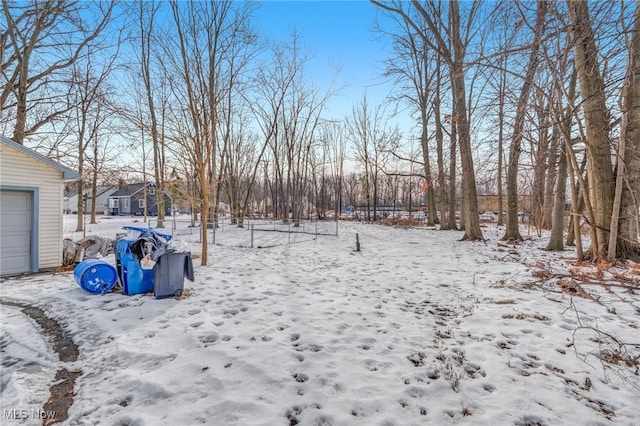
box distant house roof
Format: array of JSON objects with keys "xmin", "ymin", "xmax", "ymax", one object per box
[
  {"xmin": 97, "ymin": 185, "xmax": 117, "ymax": 194},
  {"xmin": 109, "ymin": 182, "xmax": 153, "ymax": 197},
  {"xmin": 1, "ymin": 135, "xmax": 81, "ymax": 181},
  {"xmin": 64, "ymin": 185, "xmax": 118, "ymax": 197},
  {"xmin": 65, "ymin": 185, "xmax": 117, "ymax": 198}
]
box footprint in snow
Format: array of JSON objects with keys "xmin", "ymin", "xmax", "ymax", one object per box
[
  {"xmin": 482, "ymin": 383, "xmax": 497, "ymax": 393},
  {"xmin": 306, "ymin": 344, "xmax": 323, "ymax": 352},
  {"xmin": 464, "ymin": 362, "xmax": 486, "ymax": 378},
  {"xmin": 515, "ymin": 415, "xmax": 548, "ymax": 426},
  {"xmin": 285, "ymin": 406, "xmax": 302, "ymax": 426},
  {"xmin": 199, "ymin": 332, "xmax": 219, "ymax": 344},
  {"xmin": 293, "ymin": 373, "xmax": 308, "ymax": 383},
  {"xmin": 311, "ymin": 414, "xmax": 334, "ymax": 426},
  {"xmin": 405, "ymin": 387, "xmax": 427, "ymax": 398}
]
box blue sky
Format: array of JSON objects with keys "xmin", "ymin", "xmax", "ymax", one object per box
[{"xmin": 252, "ymin": 0, "xmax": 397, "ymax": 121}]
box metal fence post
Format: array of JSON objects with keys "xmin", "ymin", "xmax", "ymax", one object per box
[
  {"xmin": 288, "ymin": 222, "xmax": 291, "ymax": 244},
  {"xmin": 251, "ymin": 223, "xmax": 254, "ymax": 248}
]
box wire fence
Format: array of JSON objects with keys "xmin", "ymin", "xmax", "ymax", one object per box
[{"xmin": 148, "ymin": 218, "xmax": 339, "ymax": 248}]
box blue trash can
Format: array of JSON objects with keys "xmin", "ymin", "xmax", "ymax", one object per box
[
  {"xmin": 115, "ymin": 239, "xmax": 131, "ymax": 290},
  {"xmin": 74, "ymin": 259, "xmax": 118, "ymax": 294},
  {"xmin": 116, "ymin": 238, "xmax": 154, "ymax": 295}
]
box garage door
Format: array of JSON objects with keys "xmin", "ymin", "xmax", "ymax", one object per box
[{"xmin": 1, "ymin": 191, "xmax": 32, "ymax": 275}]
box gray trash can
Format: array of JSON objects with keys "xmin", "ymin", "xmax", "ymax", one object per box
[{"xmin": 153, "ymin": 251, "xmax": 194, "ymax": 298}]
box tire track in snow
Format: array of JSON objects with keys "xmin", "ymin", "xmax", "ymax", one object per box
[{"xmin": 1, "ymin": 299, "xmax": 81, "ymax": 425}]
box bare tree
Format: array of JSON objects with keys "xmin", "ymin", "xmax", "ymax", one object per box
[
  {"xmin": 331, "ymin": 122, "xmax": 348, "ymax": 218},
  {"xmin": 134, "ymin": 0, "xmax": 168, "ymax": 227},
  {"xmin": 347, "ymin": 94, "xmax": 398, "ymax": 221},
  {"xmin": 566, "ymin": 1, "xmax": 616, "ymax": 261},
  {"xmin": 248, "ymin": 32, "xmax": 334, "ymax": 224},
  {"xmin": 2, "ymin": 0, "xmax": 115, "ymax": 144},
  {"xmin": 380, "ymin": 14, "xmax": 438, "ymax": 225},
  {"xmin": 546, "ymin": 69, "xmax": 577, "ymax": 251},
  {"xmin": 248, "ymin": 36, "xmax": 308, "ymax": 222},
  {"xmin": 221, "ymin": 114, "xmax": 257, "ymax": 224},
  {"xmin": 69, "ymin": 39, "xmax": 119, "ymax": 231},
  {"xmin": 502, "ymin": 0, "xmax": 548, "ymax": 242},
  {"xmin": 538, "ymin": 4, "xmax": 586, "ymax": 255},
  {"xmin": 314, "ymin": 121, "xmax": 347, "ymax": 219},
  {"xmin": 432, "ymin": 55, "xmax": 452, "ymax": 228},
  {"xmin": 160, "ymin": 1, "xmax": 257, "ymax": 265},
  {"xmin": 282, "ymin": 77, "xmax": 328, "ymax": 224},
  {"xmin": 372, "ymin": 0, "xmax": 484, "ymax": 240},
  {"xmin": 609, "ymin": 2, "xmax": 640, "ymax": 261}
]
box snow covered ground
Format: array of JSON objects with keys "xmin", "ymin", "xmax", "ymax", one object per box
[{"xmin": 1, "ymin": 215, "xmax": 639, "ymax": 425}]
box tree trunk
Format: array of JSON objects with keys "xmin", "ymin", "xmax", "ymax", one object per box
[
  {"xmin": 497, "ymin": 58, "xmax": 507, "ymax": 227},
  {"xmin": 434, "ymin": 62, "xmax": 448, "ymax": 229},
  {"xmin": 90, "ymin": 141, "xmax": 99, "ymax": 224},
  {"xmin": 549, "ymin": 67, "xmax": 577, "ymax": 251},
  {"xmin": 610, "ymin": 2, "xmax": 640, "ymax": 260},
  {"xmin": 620, "ymin": 3, "xmax": 640, "ymax": 249},
  {"xmin": 450, "ymin": 1, "xmax": 482, "ymax": 241},
  {"xmin": 447, "ymin": 102, "xmax": 458, "ymax": 230},
  {"xmin": 76, "ymin": 167, "xmax": 85, "ymax": 233},
  {"xmin": 567, "ymin": 0, "xmax": 615, "ymax": 261},
  {"xmin": 542, "ymin": 125, "xmax": 559, "ymax": 230},
  {"xmin": 420, "ymin": 104, "xmax": 436, "ymax": 226},
  {"xmin": 546, "ymin": 128, "xmax": 567, "ymax": 251},
  {"xmin": 139, "ymin": 1, "xmax": 165, "ymax": 228},
  {"xmin": 369, "ymin": 0, "xmax": 477, "ymax": 235},
  {"xmin": 567, "ymin": 154, "xmax": 587, "ymax": 240},
  {"xmin": 531, "ymin": 101, "xmax": 550, "ymax": 231},
  {"xmin": 503, "ymin": 0, "xmax": 547, "ymax": 242},
  {"xmin": 565, "ymin": 143, "xmax": 584, "ymax": 260}
]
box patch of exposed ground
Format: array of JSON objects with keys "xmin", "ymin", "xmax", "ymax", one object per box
[{"xmin": 0, "ymin": 300, "xmax": 81, "ymax": 425}]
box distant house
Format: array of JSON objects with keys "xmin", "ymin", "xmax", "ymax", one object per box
[
  {"xmin": 1, "ymin": 135, "xmax": 81, "ymax": 276},
  {"xmin": 107, "ymin": 182, "xmax": 172, "ymax": 216},
  {"xmin": 64, "ymin": 185, "xmax": 118, "ymax": 214}
]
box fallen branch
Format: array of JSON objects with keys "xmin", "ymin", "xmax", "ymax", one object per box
[{"xmin": 566, "ymin": 297, "xmax": 640, "ymax": 390}]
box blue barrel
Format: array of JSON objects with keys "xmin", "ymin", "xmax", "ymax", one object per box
[{"xmin": 74, "ymin": 259, "xmax": 118, "ymax": 294}]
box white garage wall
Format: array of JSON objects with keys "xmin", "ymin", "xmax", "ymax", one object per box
[{"xmin": 1, "ymin": 143, "xmax": 65, "ymax": 270}]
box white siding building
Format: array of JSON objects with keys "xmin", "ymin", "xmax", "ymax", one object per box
[{"xmin": 1, "ymin": 135, "xmax": 81, "ymax": 276}]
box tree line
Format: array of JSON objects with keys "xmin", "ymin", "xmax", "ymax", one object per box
[{"xmin": 2, "ymin": 0, "xmax": 639, "ymax": 265}]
